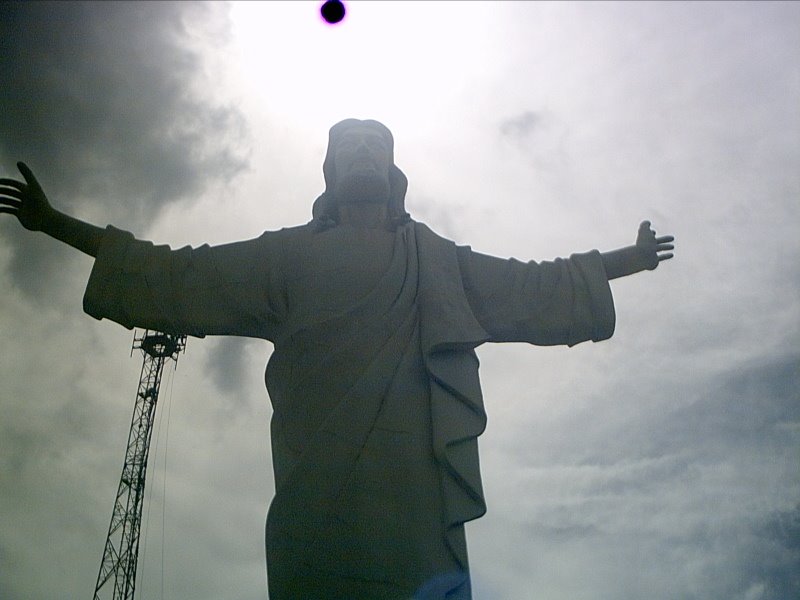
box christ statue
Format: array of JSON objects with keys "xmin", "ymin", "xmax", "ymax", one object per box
[{"xmin": 0, "ymin": 118, "xmax": 674, "ymax": 599}]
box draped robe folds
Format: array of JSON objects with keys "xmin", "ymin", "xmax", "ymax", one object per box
[{"xmin": 83, "ymin": 220, "xmax": 616, "ymax": 599}]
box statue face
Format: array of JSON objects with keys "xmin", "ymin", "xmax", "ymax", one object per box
[{"xmin": 332, "ymin": 126, "xmax": 392, "ymax": 204}]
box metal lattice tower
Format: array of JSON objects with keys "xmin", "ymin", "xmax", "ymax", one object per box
[{"xmin": 93, "ymin": 330, "xmax": 186, "ymax": 600}]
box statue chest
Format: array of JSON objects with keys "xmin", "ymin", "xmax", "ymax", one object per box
[{"xmin": 284, "ymin": 226, "xmax": 399, "ymax": 317}]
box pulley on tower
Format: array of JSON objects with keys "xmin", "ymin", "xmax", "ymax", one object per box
[{"xmin": 92, "ymin": 330, "xmax": 186, "ymax": 600}]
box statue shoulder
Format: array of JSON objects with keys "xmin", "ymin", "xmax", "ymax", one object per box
[
  {"xmin": 412, "ymin": 220, "xmax": 457, "ymax": 248},
  {"xmin": 255, "ymin": 223, "xmax": 315, "ymax": 243}
]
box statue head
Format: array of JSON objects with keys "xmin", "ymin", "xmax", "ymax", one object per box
[{"xmin": 312, "ymin": 119, "xmax": 410, "ymax": 230}]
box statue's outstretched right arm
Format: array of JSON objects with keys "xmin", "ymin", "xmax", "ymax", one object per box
[
  {"xmin": 1, "ymin": 162, "xmax": 286, "ymax": 340},
  {"xmin": 0, "ymin": 162, "xmax": 104, "ymax": 257}
]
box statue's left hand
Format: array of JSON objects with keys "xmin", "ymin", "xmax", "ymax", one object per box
[{"xmin": 636, "ymin": 220, "xmax": 674, "ymax": 270}]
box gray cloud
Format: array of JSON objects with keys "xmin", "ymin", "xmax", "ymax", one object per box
[
  {"xmin": 732, "ymin": 507, "xmax": 800, "ymax": 600},
  {"xmin": 202, "ymin": 336, "xmax": 269, "ymax": 421},
  {"xmin": 479, "ymin": 349, "xmax": 800, "ymax": 598},
  {"xmin": 499, "ymin": 110, "xmax": 542, "ymax": 140},
  {"xmin": 205, "ymin": 336, "xmax": 251, "ymax": 395},
  {"xmin": 0, "ymin": 1, "xmax": 248, "ymax": 299},
  {"xmin": 618, "ymin": 353, "xmax": 799, "ymax": 467}
]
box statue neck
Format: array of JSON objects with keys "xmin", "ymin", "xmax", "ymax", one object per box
[{"xmin": 337, "ymin": 201, "xmax": 389, "ymax": 230}]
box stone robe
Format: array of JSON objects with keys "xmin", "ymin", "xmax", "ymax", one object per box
[{"xmin": 83, "ymin": 220, "xmax": 615, "ymax": 599}]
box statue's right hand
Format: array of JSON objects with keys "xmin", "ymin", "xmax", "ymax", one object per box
[{"xmin": 0, "ymin": 162, "xmax": 56, "ymax": 232}]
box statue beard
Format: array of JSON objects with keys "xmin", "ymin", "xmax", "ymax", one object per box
[{"xmin": 333, "ymin": 172, "xmax": 391, "ymax": 206}]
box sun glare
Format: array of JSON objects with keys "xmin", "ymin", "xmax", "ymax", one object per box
[{"xmin": 228, "ymin": 1, "xmax": 496, "ymax": 136}]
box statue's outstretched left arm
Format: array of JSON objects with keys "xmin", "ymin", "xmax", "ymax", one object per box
[{"xmin": 601, "ymin": 221, "xmax": 674, "ymax": 280}]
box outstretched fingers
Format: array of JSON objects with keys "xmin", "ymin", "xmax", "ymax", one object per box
[
  {"xmin": 0, "ymin": 179, "xmax": 23, "ymax": 200},
  {"xmin": 0, "ymin": 178, "xmax": 25, "ymax": 190},
  {"xmin": 0, "ymin": 183, "xmax": 23, "ymax": 216},
  {"xmin": 0, "ymin": 196, "xmax": 22, "ymax": 208},
  {"xmin": 657, "ymin": 233, "xmax": 674, "ymax": 262},
  {"xmin": 0, "ymin": 185, "xmax": 24, "ymax": 199},
  {"xmin": 1, "ymin": 172, "xmax": 30, "ymax": 214},
  {"xmin": 0, "ymin": 184, "xmax": 24, "ymax": 211},
  {"xmin": 636, "ymin": 221, "xmax": 675, "ymax": 268},
  {"xmin": 656, "ymin": 234, "xmax": 674, "ymax": 257},
  {"xmin": 0, "ymin": 196, "xmax": 22, "ymax": 216}
]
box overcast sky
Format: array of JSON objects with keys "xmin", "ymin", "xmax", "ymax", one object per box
[{"xmin": 1, "ymin": 2, "xmax": 798, "ymax": 599}]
